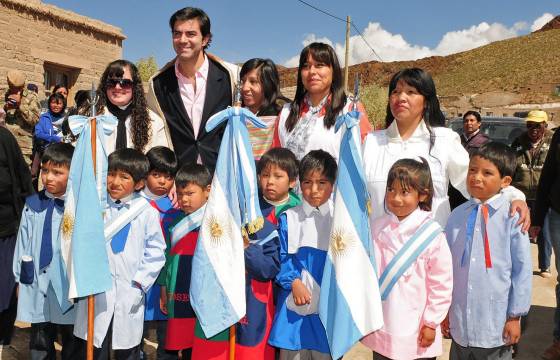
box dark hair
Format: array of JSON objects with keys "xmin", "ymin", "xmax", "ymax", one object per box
[
  {"xmin": 240, "ymin": 58, "xmax": 288, "ymax": 116},
  {"xmin": 48, "ymin": 92, "xmax": 67, "ymax": 115},
  {"xmin": 146, "ymin": 146, "xmax": 178, "ymax": 176},
  {"xmin": 299, "ymin": 149, "xmax": 337, "ymax": 184},
  {"xmin": 463, "ymin": 110, "xmax": 482, "ymax": 123},
  {"xmin": 385, "ymin": 68, "xmax": 444, "ymax": 128},
  {"xmin": 257, "ymin": 148, "xmax": 299, "ymax": 180},
  {"xmin": 108, "ymin": 148, "xmax": 149, "ymax": 183},
  {"xmin": 169, "ymin": 7, "xmax": 212, "ymax": 49},
  {"xmin": 470, "ymin": 142, "xmax": 516, "ymax": 178},
  {"xmin": 41, "ymin": 142, "xmax": 74, "ymax": 168},
  {"xmin": 175, "ymin": 163, "xmax": 212, "ymax": 189},
  {"xmin": 96, "ymin": 60, "xmax": 151, "ymax": 152},
  {"xmin": 52, "ymin": 84, "xmax": 68, "ymax": 96},
  {"xmin": 385, "ymin": 157, "xmax": 434, "ymax": 212},
  {"xmin": 285, "ymin": 42, "xmax": 346, "ymax": 132},
  {"xmin": 27, "ymin": 83, "xmax": 38, "ymax": 93}
]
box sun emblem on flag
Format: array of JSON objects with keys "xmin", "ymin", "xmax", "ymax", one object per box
[
  {"xmin": 206, "ymin": 215, "xmax": 228, "ymax": 247},
  {"xmin": 61, "ymin": 213, "xmax": 74, "ymax": 241},
  {"xmin": 330, "ymin": 227, "xmax": 353, "ymax": 258}
]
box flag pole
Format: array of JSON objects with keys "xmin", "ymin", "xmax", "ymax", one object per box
[
  {"xmin": 87, "ymin": 83, "xmax": 98, "ymax": 360},
  {"xmin": 228, "ymin": 80, "xmax": 244, "ymax": 360}
]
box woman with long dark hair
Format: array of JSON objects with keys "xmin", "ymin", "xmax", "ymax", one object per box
[
  {"xmin": 240, "ymin": 58, "xmax": 289, "ymax": 159},
  {"xmin": 96, "ymin": 60, "xmax": 169, "ymax": 153},
  {"xmin": 272, "ymin": 42, "xmax": 371, "ymax": 161},
  {"xmin": 362, "ymin": 67, "xmax": 529, "ymax": 227}
]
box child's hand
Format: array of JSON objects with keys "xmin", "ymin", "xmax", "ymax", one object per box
[
  {"xmin": 529, "ymin": 226, "xmax": 541, "ymax": 239},
  {"xmin": 503, "ymin": 317, "xmax": 521, "ymax": 345},
  {"xmin": 159, "ymin": 287, "xmax": 168, "ymax": 315},
  {"xmin": 418, "ymin": 325, "xmax": 436, "ymax": 347},
  {"xmin": 441, "ymin": 314, "xmax": 450, "ymax": 338},
  {"xmin": 291, "ymin": 279, "xmax": 311, "ymax": 306}
]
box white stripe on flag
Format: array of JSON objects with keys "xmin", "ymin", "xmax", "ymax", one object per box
[
  {"xmin": 236, "ymin": 132, "xmax": 259, "ymax": 223},
  {"xmin": 329, "ymin": 194, "xmax": 383, "ymax": 333},
  {"xmin": 378, "ymin": 221, "xmax": 441, "ymax": 295}
]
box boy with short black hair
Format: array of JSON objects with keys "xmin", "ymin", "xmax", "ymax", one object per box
[
  {"xmin": 444, "ymin": 142, "xmax": 532, "ymax": 360},
  {"xmin": 257, "ymin": 147, "xmax": 300, "ymax": 224},
  {"xmin": 269, "ymin": 149, "xmax": 337, "ymax": 359},
  {"xmin": 13, "ymin": 142, "xmax": 77, "ymax": 359},
  {"xmin": 142, "ymin": 146, "xmax": 181, "ymax": 360},
  {"xmin": 73, "ymin": 148, "xmax": 166, "ymax": 359},
  {"xmin": 160, "ymin": 163, "xmax": 211, "ymax": 358}
]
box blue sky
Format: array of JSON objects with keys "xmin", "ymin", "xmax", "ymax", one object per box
[{"xmin": 45, "ymin": 0, "xmax": 560, "ymax": 67}]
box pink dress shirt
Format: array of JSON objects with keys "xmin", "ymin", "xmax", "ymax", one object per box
[
  {"xmin": 361, "ymin": 208, "xmax": 453, "ymax": 360},
  {"xmin": 175, "ymin": 56, "xmax": 209, "ymax": 139}
]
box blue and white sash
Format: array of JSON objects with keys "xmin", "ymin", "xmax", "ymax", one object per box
[
  {"xmin": 378, "ymin": 220, "xmax": 441, "ymax": 300},
  {"xmin": 170, "ymin": 205, "xmax": 206, "ymax": 248},
  {"xmin": 104, "ymin": 197, "xmax": 151, "ymax": 242}
]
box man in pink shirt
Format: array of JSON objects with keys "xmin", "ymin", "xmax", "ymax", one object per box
[{"xmin": 147, "ymin": 7, "xmax": 238, "ymax": 172}]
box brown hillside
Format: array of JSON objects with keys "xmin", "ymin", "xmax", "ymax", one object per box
[{"xmin": 279, "ymin": 27, "xmax": 560, "ymax": 103}]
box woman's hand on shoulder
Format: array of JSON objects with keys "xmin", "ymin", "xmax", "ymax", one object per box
[{"xmin": 510, "ymin": 200, "xmax": 530, "ymax": 233}]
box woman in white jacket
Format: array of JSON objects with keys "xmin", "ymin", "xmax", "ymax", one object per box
[
  {"xmin": 95, "ymin": 60, "xmax": 169, "ymax": 154},
  {"xmin": 362, "ymin": 68, "xmax": 530, "ymax": 228}
]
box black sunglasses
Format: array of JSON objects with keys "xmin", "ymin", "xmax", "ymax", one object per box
[
  {"xmin": 527, "ymin": 122, "xmax": 544, "ymax": 130},
  {"xmin": 106, "ymin": 78, "xmax": 134, "ymax": 89}
]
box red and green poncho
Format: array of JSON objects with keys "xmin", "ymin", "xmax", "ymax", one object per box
[{"xmin": 161, "ymin": 213, "xmax": 199, "ymax": 351}]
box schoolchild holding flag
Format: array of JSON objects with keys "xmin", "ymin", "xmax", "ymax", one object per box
[
  {"xmin": 13, "ymin": 143, "xmax": 77, "ymax": 360},
  {"xmin": 160, "ymin": 163, "xmax": 211, "ymax": 358},
  {"xmin": 268, "ymin": 150, "xmax": 337, "ymax": 360},
  {"xmin": 73, "ymin": 148, "xmax": 166, "ymax": 359},
  {"xmin": 361, "ymin": 158, "xmax": 453, "ymax": 360},
  {"xmin": 141, "ymin": 146, "xmax": 180, "ymax": 359}
]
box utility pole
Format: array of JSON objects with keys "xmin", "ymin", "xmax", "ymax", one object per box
[{"xmin": 344, "ymin": 15, "xmax": 350, "ymax": 93}]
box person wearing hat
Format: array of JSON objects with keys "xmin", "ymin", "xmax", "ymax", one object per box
[
  {"xmin": 512, "ymin": 110, "xmax": 553, "ymax": 277},
  {"xmin": 3, "ymin": 70, "xmax": 41, "ymax": 129}
]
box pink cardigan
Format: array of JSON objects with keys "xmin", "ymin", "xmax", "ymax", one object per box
[{"xmin": 361, "ymin": 208, "xmax": 453, "ymax": 359}]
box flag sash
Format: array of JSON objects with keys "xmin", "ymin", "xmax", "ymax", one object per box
[
  {"xmin": 378, "ymin": 220, "xmax": 441, "ymax": 300},
  {"xmin": 104, "ymin": 197, "xmax": 150, "ymax": 242},
  {"xmin": 170, "ymin": 205, "xmax": 206, "ymax": 248}
]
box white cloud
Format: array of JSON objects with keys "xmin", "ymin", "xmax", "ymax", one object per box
[
  {"xmin": 284, "ymin": 12, "xmax": 554, "ymax": 66},
  {"xmin": 531, "ymin": 13, "xmax": 554, "ymax": 31}
]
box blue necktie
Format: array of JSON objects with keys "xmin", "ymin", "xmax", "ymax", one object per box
[
  {"xmin": 39, "ymin": 198, "xmax": 63, "ymax": 270},
  {"xmin": 461, "ymin": 205, "xmax": 479, "ymax": 267},
  {"xmin": 111, "ymin": 201, "xmax": 131, "ymax": 253}
]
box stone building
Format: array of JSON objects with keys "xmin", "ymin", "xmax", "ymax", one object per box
[{"xmin": 0, "ymin": 0, "xmax": 125, "ymax": 104}]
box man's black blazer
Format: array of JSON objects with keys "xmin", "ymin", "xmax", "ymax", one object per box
[{"xmin": 151, "ymin": 58, "xmax": 233, "ymax": 172}]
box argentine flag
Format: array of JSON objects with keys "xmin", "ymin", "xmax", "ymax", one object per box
[
  {"xmin": 60, "ymin": 116, "xmax": 116, "ymax": 298},
  {"xmin": 319, "ymin": 109, "xmax": 383, "ymax": 359},
  {"xmin": 190, "ymin": 106, "xmax": 266, "ymax": 337}
]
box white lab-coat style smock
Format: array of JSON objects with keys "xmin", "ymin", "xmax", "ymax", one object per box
[
  {"xmin": 363, "ymin": 120, "xmax": 470, "ymax": 226},
  {"xmin": 73, "ymin": 194, "xmax": 166, "ymax": 349}
]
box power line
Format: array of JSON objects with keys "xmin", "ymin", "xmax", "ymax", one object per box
[{"xmin": 296, "ymin": 0, "xmax": 383, "ymax": 62}]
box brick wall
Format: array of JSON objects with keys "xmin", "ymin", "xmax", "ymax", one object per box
[{"xmin": 0, "ymin": 0, "xmax": 124, "ymax": 102}]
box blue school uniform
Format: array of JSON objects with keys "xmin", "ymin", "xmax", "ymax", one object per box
[
  {"xmin": 12, "ymin": 190, "xmax": 74, "ymax": 324},
  {"xmin": 142, "ymin": 193, "xmax": 181, "ymax": 322},
  {"xmin": 445, "ymin": 194, "xmax": 532, "ymax": 349},
  {"xmin": 268, "ymin": 200, "xmax": 332, "ymax": 354}
]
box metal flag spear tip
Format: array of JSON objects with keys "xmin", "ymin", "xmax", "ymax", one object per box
[{"xmin": 352, "ymin": 74, "xmax": 361, "ymax": 111}]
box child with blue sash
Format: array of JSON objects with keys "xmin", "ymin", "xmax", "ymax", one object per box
[
  {"xmin": 443, "ymin": 142, "xmax": 532, "ymax": 360},
  {"xmin": 141, "ymin": 146, "xmax": 181, "ymax": 360},
  {"xmin": 159, "ymin": 164, "xmax": 210, "ymax": 359},
  {"xmin": 13, "ymin": 143, "xmax": 77, "ymax": 360},
  {"xmin": 361, "ymin": 158, "xmax": 453, "ymax": 360},
  {"xmin": 73, "ymin": 149, "xmax": 166, "ymax": 359},
  {"xmin": 268, "ymin": 150, "xmax": 337, "ymax": 360}
]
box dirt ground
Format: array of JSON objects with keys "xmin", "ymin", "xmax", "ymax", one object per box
[{"xmin": 0, "ymin": 244, "xmax": 556, "ymax": 359}]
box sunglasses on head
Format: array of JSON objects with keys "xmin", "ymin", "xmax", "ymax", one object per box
[{"xmin": 106, "ymin": 78, "xmax": 134, "ymax": 89}]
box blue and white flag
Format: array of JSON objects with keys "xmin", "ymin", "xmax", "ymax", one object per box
[
  {"xmin": 190, "ymin": 106, "xmax": 266, "ymax": 338},
  {"xmin": 319, "ymin": 110, "xmax": 383, "ymax": 359},
  {"xmin": 60, "ymin": 115, "xmax": 117, "ymax": 299}
]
